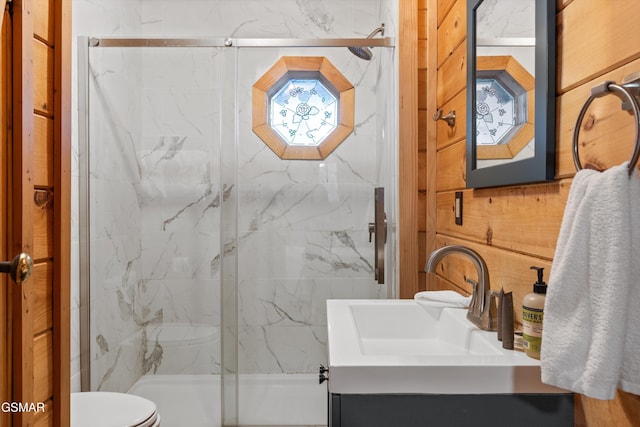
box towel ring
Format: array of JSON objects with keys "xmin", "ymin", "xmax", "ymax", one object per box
[{"xmin": 572, "ymin": 81, "xmax": 640, "ymax": 176}]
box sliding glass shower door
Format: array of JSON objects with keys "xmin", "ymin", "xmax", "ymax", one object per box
[
  {"xmin": 79, "ymin": 36, "xmax": 396, "ymax": 427},
  {"xmin": 232, "ymin": 44, "xmax": 396, "ymax": 425},
  {"xmin": 81, "ymin": 41, "xmax": 227, "ymax": 426}
]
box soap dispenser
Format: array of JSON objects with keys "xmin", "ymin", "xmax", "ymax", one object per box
[{"xmin": 522, "ymin": 266, "xmax": 547, "ymax": 359}]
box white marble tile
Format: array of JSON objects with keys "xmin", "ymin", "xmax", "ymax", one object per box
[
  {"xmin": 119, "ymin": 324, "xmax": 221, "ymax": 375},
  {"xmin": 140, "ymin": 230, "xmax": 220, "ymax": 280},
  {"xmin": 74, "ymin": 0, "xmax": 143, "ymax": 37},
  {"xmin": 239, "ymin": 325, "xmax": 327, "ymax": 374},
  {"xmin": 73, "ymin": 0, "xmax": 394, "ymax": 391},
  {"xmin": 476, "ymin": 0, "xmax": 535, "ymax": 39},
  {"xmin": 239, "ymin": 278, "xmax": 384, "ymax": 328},
  {"xmin": 153, "ymin": 279, "xmax": 221, "ymax": 326},
  {"xmin": 89, "ymin": 178, "xmax": 141, "ymax": 242},
  {"xmin": 140, "ymin": 0, "xmax": 380, "ymax": 39},
  {"xmin": 138, "ymin": 145, "xmax": 218, "ymax": 214},
  {"xmin": 92, "ymin": 339, "xmax": 143, "ymax": 392},
  {"xmin": 237, "ymin": 183, "xmax": 375, "ymax": 232},
  {"xmin": 141, "ymin": 48, "xmax": 222, "ymax": 89},
  {"xmin": 140, "ymin": 87, "xmax": 217, "ymax": 137},
  {"xmin": 238, "ymin": 230, "xmax": 374, "ymax": 280}
]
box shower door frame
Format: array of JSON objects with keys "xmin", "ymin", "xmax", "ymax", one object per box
[{"xmin": 77, "ymin": 34, "xmax": 397, "ymax": 426}]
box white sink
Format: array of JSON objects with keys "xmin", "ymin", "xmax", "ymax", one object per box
[
  {"xmin": 350, "ymin": 302, "xmax": 501, "ymax": 357},
  {"xmin": 326, "ymin": 299, "xmax": 567, "ymax": 395}
]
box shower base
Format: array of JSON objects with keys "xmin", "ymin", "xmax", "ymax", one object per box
[{"xmin": 128, "ymin": 373, "xmax": 327, "ymax": 427}]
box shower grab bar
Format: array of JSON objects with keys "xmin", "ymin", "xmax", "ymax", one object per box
[
  {"xmin": 573, "ymin": 79, "xmax": 640, "ymax": 176},
  {"xmin": 88, "ymin": 36, "xmax": 395, "ymax": 49}
]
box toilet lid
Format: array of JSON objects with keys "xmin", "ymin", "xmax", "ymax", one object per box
[{"xmin": 71, "ymin": 392, "xmax": 158, "ymax": 427}]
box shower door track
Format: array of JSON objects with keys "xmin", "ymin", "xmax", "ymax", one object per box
[{"xmin": 86, "ymin": 36, "xmax": 395, "ymax": 48}]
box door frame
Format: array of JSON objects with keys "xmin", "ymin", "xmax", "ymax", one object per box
[{"xmin": 2, "ymin": 0, "xmax": 71, "ymax": 425}]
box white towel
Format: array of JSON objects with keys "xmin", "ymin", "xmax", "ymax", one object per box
[
  {"xmin": 541, "ymin": 162, "xmax": 633, "ymax": 400},
  {"xmin": 414, "ymin": 290, "xmax": 472, "ymax": 308},
  {"xmin": 620, "ymin": 169, "xmax": 640, "ymax": 395}
]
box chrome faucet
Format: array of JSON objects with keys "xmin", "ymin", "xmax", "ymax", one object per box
[{"xmin": 425, "ymin": 245, "xmax": 496, "ymax": 331}]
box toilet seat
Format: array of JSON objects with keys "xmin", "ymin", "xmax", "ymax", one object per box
[
  {"xmin": 71, "ymin": 392, "xmax": 159, "ymax": 427},
  {"xmin": 136, "ymin": 408, "xmax": 162, "ymax": 427},
  {"xmin": 135, "ymin": 410, "xmax": 159, "ymax": 427}
]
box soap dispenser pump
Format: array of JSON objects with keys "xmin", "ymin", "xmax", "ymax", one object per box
[{"xmin": 522, "ymin": 266, "xmax": 547, "ymax": 359}]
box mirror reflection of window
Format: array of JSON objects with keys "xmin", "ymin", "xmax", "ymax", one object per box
[
  {"xmin": 475, "ymin": 0, "xmax": 536, "ymax": 168},
  {"xmin": 475, "ymin": 56, "xmax": 534, "ymax": 162}
]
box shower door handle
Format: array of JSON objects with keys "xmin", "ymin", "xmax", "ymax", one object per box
[
  {"xmin": 369, "ymin": 187, "xmax": 386, "ymax": 284},
  {"xmin": 0, "ymin": 253, "xmax": 34, "ymax": 284}
]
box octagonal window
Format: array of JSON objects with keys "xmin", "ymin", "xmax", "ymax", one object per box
[
  {"xmin": 269, "ymin": 78, "xmax": 338, "ymax": 147},
  {"xmin": 253, "ymin": 57, "xmax": 354, "ymax": 160},
  {"xmin": 475, "ymin": 55, "xmax": 535, "ymax": 160}
]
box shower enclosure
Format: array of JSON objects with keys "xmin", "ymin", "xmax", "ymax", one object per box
[{"xmin": 78, "ymin": 35, "xmax": 397, "ymax": 426}]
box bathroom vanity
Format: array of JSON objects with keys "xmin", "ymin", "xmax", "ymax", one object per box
[
  {"xmin": 328, "ymin": 393, "xmax": 573, "ymax": 427},
  {"xmin": 325, "ymin": 300, "xmax": 573, "ymax": 427}
]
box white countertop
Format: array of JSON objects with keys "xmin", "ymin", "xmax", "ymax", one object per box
[{"xmin": 326, "ymin": 299, "xmax": 568, "ymax": 395}]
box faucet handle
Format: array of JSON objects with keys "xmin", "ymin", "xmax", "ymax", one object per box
[
  {"xmin": 466, "ymin": 278, "xmax": 479, "ymax": 314},
  {"xmin": 490, "ymin": 288, "xmax": 505, "ymax": 341}
]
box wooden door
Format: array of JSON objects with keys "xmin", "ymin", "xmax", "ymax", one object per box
[
  {"xmin": 1, "ymin": 3, "xmax": 12, "ymax": 426},
  {"xmin": 1, "ymin": 0, "xmax": 71, "ymax": 426}
]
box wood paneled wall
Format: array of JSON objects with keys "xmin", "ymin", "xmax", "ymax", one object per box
[
  {"xmin": 418, "ymin": 0, "xmax": 640, "ymax": 425},
  {"xmin": 32, "ymin": 1, "xmax": 70, "ymax": 425},
  {"xmin": 399, "ymin": 0, "xmax": 420, "ymax": 298},
  {"xmin": 32, "ymin": 3, "xmax": 55, "ymax": 422}
]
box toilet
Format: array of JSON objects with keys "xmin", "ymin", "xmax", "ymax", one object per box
[{"xmin": 71, "ymin": 392, "xmax": 160, "ymax": 427}]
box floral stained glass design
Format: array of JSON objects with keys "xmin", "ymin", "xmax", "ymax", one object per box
[
  {"xmin": 269, "ymin": 79, "xmax": 338, "ymax": 147},
  {"xmin": 475, "ymin": 78, "xmax": 518, "ymax": 146}
]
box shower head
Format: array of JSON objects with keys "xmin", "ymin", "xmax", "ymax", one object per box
[
  {"xmin": 348, "ymin": 24, "xmax": 385, "ymax": 61},
  {"xmin": 348, "ymin": 46, "xmax": 374, "ymax": 61}
]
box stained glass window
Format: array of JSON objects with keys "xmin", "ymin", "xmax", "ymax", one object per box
[
  {"xmin": 252, "ymin": 57, "xmax": 354, "ymax": 160},
  {"xmin": 475, "ymin": 77, "xmax": 519, "ymax": 146},
  {"xmin": 269, "ymin": 79, "xmax": 338, "ymax": 147},
  {"xmin": 474, "ymin": 55, "xmax": 535, "ymax": 161}
]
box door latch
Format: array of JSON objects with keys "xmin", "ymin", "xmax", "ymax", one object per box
[{"xmin": 318, "ymin": 364, "xmax": 329, "ymax": 384}]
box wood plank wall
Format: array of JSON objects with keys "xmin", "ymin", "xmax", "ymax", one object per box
[
  {"xmin": 418, "ymin": 0, "xmax": 640, "ymax": 425},
  {"xmin": 32, "ymin": 0, "xmax": 55, "ymax": 424},
  {"xmin": 32, "ymin": 0, "xmax": 70, "ymax": 425},
  {"xmin": 399, "ymin": 0, "xmax": 420, "ymax": 298}
]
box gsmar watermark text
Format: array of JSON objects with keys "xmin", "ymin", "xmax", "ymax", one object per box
[{"xmin": 1, "ymin": 402, "xmax": 46, "ymax": 413}]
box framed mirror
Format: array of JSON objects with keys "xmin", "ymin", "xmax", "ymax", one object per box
[{"xmin": 466, "ymin": 0, "xmax": 556, "ymax": 188}]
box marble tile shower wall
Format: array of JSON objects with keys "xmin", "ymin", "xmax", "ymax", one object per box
[
  {"xmin": 88, "ymin": 47, "xmax": 146, "ymax": 392},
  {"xmin": 235, "ymin": 47, "xmax": 391, "ymax": 373},
  {"xmin": 72, "ymin": 0, "xmax": 145, "ymax": 392},
  {"xmin": 87, "ymin": 47, "xmax": 224, "ymax": 392},
  {"xmin": 72, "ymin": 0, "xmax": 397, "ymax": 391}
]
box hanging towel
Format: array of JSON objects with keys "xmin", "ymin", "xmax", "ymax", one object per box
[
  {"xmin": 541, "ymin": 162, "xmax": 633, "ymax": 400},
  {"xmin": 620, "ymin": 170, "xmax": 640, "ymax": 395},
  {"xmin": 414, "ymin": 290, "xmax": 472, "ymax": 308}
]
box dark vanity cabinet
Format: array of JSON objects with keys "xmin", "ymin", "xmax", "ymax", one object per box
[{"xmin": 328, "ymin": 392, "xmax": 574, "ymax": 427}]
